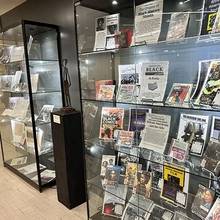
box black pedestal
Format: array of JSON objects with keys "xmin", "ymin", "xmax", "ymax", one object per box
[{"xmin": 51, "ymin": 110, "xmax": 86, "ymax": 209}]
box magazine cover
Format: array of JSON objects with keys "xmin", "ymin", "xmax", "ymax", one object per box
[
  {"xmin": 0, "ymin": 75, "xmax": 14, "ymax": 89},
  {"xmin": 177, "ymin": 113, "xmax": 209, "ymax": 156},
  {"xmin": 147, "ymin": 151, "xmax": 173, "ymax": 190},
  {"xmin": 97, "ymin": 84, "xmax": 115, "ymax": 101},
  {"xmin": 174, "ymin": 212, "xmax": 192, "ymax": 220},
  {"xmin": 166, "ymin": 12, "xmax": 189, "ymax": 42},
  {"xmin": 124, "ymin": 162, "xmax": 142, "ymax": 187},
  {"xmin": 128, "ymin": 108, "xmax": 152, "ymax": 140},
  {"xmin": 0, "ymin": 46, "xmax": 13, "ymax": 64},
  {"xmin": 118, "ymin": 64, "xmax": 140, "ymax": 85},
  {"xmin": 205, "ymin": 197, "xmax": 220, "ymax": 220},
  {"xmin": 133, "ymin": 170, "xmax": 152, "ymax": 198},
  {"xmin": 95, "ymin": 80, "xmax": 114, "ymax": 100},
  {"xmin": 139, "ymin": 61, "xmax": 169, "ymax": 102},
  {"xmin": 122, "ymin": 194, "xmax": 154, "ymax": 220},
  {"xmin": 102, "ymin": 184, "xmax": 127, "ymax": 218},
  {"xmin": 212, "ymin": 6, "xmax": 220, "ymax": 33},
  {"xmin": 103, "ymin": 165, "xmax": 121, "ymax": 187},
  {"xmin": 36, "ymin": 105, "xmax": 54, "ymax": 122},
  {"xmin": 195, "ymin": 60, "xmax": 220, "ymax": 106},
  {"xmin": 147, "ymin": 204, "xmax": 174, "ymax": 220},
  {"xmin": 168, "ymin": 138, "xmax": 190, "ymax": 162},
  {"xmin": 161, "ymin": 163, "xmax": 189, "ymax": 208},
  {"xmin": 116, "ymin": 130, "xmax": 134, "ymax": 148},
  {"xmin": 211, "ymin": 116, "xmax": 220, "ymax": 140},
  {"xmin": 166, "ymin": 84, "xmax": 190, "ymax": 105},
  {"xmin": 118, "ymin": 147, "xmax": 139, "ymax": 175},
  {"xmin": 115, "ymin": 29, "xmax": 132, "ymax": 49},
  {"xmin": 191, "ymin": 184, "xmax": 215, "ymax": 219},
  {"xmin": 100, "ymin": 155, "xmax": 116, "ymax": 176},
  {"xmin": 116, "ymin": 84, "xmax": 135, "ymax": 102},
  {"xmin": 99, "ymin": 107, "xmax": 124, "ymax": 139},
  {"xmin": 201, "ymin": 138, "xmax": 220, "ymax": 176}
]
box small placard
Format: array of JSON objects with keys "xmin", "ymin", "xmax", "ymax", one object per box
[{"xmin": 53, "ymin": 114, "xmax": 61, "ymax": 124}]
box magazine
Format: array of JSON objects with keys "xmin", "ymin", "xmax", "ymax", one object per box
[
  {"xmin": 32, "ymin": 169, "xmax": 56, "ymax": 183},
  {"xmin": 212, "ymin": 6, "xmax": 220, "ymax": 33},
  {"xmin": 103, "ymin": 165, "xmax": 121, "ymax": 187},
  {"xmin": 133, "ymin": 170, "xmax": 152, "ymax": 198},
  {"xmin": 97, "ymin": 84, "xmax": 115, "ymax": 101},
  {"xmin": 134, "ymin": 0, "xmax": 163, "ymax": 44},
  {"xmin": 102, "ymin": 184, "xmax": 127, "ymax": 218},
  {"xmin": 94, "ymin": 13, "xmax": 119, "ymax": 51},
  {"xmin": 18, "ymin": 163, "xmax": 46, "ymax": 175},
  {"xmin": 161, "ymin": 163, "xmax": 189, "ymax": 208},
  {"xmin": 116, "ymin": 130, "xmax": 134, "ymax": 148},
  {"xmin": 30, "ymin": 73, "xmax": 39, "ymax": 93},
  {"xmin": 0, "ymin": 46, "xmax": 13, "ymax": 64},
  {"xmin": 12, "ymin": 98, "xmax": 29, "ymax": 119},
  {"xmin": 100, "ymin": 155, "xmax": 116, "ymax": 176},
  {"xmin": 11, "ymin": 120, "xmax": 25, "ymax": 143},
  {"xmin": 174, "ymin": 212, "xmax": 192, "ymax": 220},
  {"xmin": 147, "ymin": 151, "xmax": 173, "ymax": 190},
  {"xmin": 36, "ymin": 105, "xmax": 54, "ymax": 122},
  {"xmin": 116, "ymin": 84, "xmax": 135, "ymax": 102},
  {"xmin": 122, "ymin": 194, "xmax": 154, "ymax": 220},
  {"xmin": 10, "ymin": 156, "xmax": 27, "ymax": 166},
  {"xmin": 139, "ymin": 61, "xmax": 169, "ymax": 102},
  {"xmin": 168, "ymin": 138, "xmax": 190, "ymax": 163},
  {"xmin": 115, "ymin": 29, "xmax": 132, "ymax": 49},
  {"xmin": 191, "ymin": 184, "xmax": 215, "ymax": 219},
  {"xmin": 99, "ymin": 107, "xmax": 124, "ymax": 139},
  {"xmin": 128, "ymin": 108, "xmax": 152, "ymax": 140},
  {"xmin": 95, "ymin": 80, "xmax": 114, "ymax": 100},
  {"xmin": 147, "ymin": 204, "xmax": 174, "ymax": 220},
  {"xmin": 166, "ymin": 12, "xmax": 189, "ymax": 42},
  {"xmin": 205, "ymin": 197, "xmax": 220, "ymax": 220},
  {"xmin": 201, "ymin": 138, "xmax": 220, "ymax": 176},
  {"xmin": 139, "ymin": 113, "xmax": 171, "ymax": 154},
  {"xmin": 166, "ymin": 84, "xmax": 190, "ymax": 106},
  {"xmin": 177, "ymin": 113, "xmax": 209, "ymax": 156},
  {"xmin": 0, "ymin": 75, "xmax": 14, "ymax": 89},
  {"xmin": 211, "ymin": 116, "xmax": 220, "ymax": 140}
]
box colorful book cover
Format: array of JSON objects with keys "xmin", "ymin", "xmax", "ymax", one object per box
[
  {"xmin": 99, "ymin": 107, "xmax": 124, "ymax": 139},
  {"xmin": 128, "ymin": 108, "xmax": 152, "ymax": 140},
  {"xmin": 205, "ymin": 197, "xmax": 220, "ymax": 220},
  {"xmin": 116, "ymin": 84, "xmax": 135, "ymax": 102},
  {"xmin": 115, "ymin": 29, "xmax": 132, "ymax": 48},
  {"xmin": 116, "ymin": 130, "xmax": 134, "ymax": 148},
  {"xmin": 100, "ymin": 155, "xmax": 116, "ymax": 176},
  {"xmin": 95, "ymin": 80, "xmax": 114, "ymax": 100},
  {"xmin": 103, "ymin": 165, "xmax": 121, "ymax": 187},
  {"xmin": 97, "ymin": 84, "xmax": 115, "ymax": 101}
]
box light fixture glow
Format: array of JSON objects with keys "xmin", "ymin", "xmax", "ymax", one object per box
[
  {"xmin": 179, "ymin": 2, "xmax": 183, "ymax": 4},
  {"xmin": 112, "ymin": 0, "xmax": 118, "ymax": 5}
]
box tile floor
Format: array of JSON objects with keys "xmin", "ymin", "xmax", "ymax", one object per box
[{"xmin": 0, "ymin": 153, "xmax": 88, "ymax": 220}]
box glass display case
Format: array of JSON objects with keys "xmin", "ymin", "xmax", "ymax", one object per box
[{"xmin": 0, "ymin": 20, "xmax": 64, "ymax": 192}]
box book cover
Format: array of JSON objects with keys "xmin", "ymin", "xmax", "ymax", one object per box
[
  {"xmin": 168, "ymin": 138, "xmax": 190, "ymax": 162},
  {"xmin": 133, "ymin": 170, "xmax": 152, "ymax": 198},
  {"xmin": 166, "ymin": 12, "xmax": 189, "ymax": 42},
  {"xmin": 116, "ymin": 130, "xmax": 134, "ymax": 148},
  {"xmin": 102, "ymin": 184, "xmax": 127, "ymax": 218},
  {"xmin": 122, "ymin": 194, "xmax": 154, "ymax": 220},
  {"xmin": 95, "ymin": 80, "xmax": 114, "ymax": 100},
  {"xmin": 211, "ymin": 116, "xmax": 220, "ymax": 140},
  {"xmin": 103, "ymin": 165, "xmax": 121, "ymax": 187},
  {"xmin": 99, "ymin": 107, "xmax": 124, "ymax": 139},
  {"xmin": 191, "ymin": 184, "xmax": 215, "ymax": 219},
  {"xmin": 11, "ymin": 120, "xmax": 25, "ymax": 143},
  {"xmin": 166, "ymin": 84, "xmax": 190, "ymax": 105},
  {"xmin": 100, "ymin": 155, "xmax": 116, "ymax": 176},
  {"xmin": 97, "ymin": 84, "xmax": 115, "ymax": 101},
  {"xmin": 205, "ymin": 197, "xmax": 220, "ymax": 220},
  {"xmin": 115, "ymin": 29, "xmax": 132, "ymax": 48},
  {"xmin": 36, "ymin": 105, "xmax": 54, "ymax": 122},
  {"xmin": 177, "ymin": 113, "xmax": 209, "ymax": 156},
  {"xmin": 201, "ymin": 138, "xmax": 220, "ymax": 176},
  {"xmin": 212, "ymin": 6, "xmax": 220, "ymax": 33},
  {"xmin": 147, "ymin": 204, "xmax": 174, "ymax": 220},
  {"xmin": 128, "ymin": 108, "xmax": 152, "ymax": 140},
  {"xmin": 116, "ymin": 84, "xmax": 135, "ymax": 102}
]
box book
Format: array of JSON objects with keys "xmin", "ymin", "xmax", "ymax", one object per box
[
  {"xmin": 139, "ymin": 113, "xmax": 171, "ymax": 154},
  {"xmin": 128, "ymin": 108, "xmax": 152, "ymax": 140},
  {"xmin": 0, "ymin": 75, "xmax": 14, "ymax": 89},
  {"xmin": 133, "ymin": 170, "xmax": 152, "ymax": 198},
  {"xmin": 97, "ymin": 84, "xmax": 115, "ymax": 101},
  {"xmin": 147, "ymin": 152, "xmax": 173, "ymax": 190},
  {"xmin": 201, "ymin": 138, "xmax": 220, "ymax": 176},
  {"xmin": 103, "ymin": 165, "xmax": 121, "ymax": 187},
  {"xmin": 124, "ymin": 162, "xmax": 142, "ymax": 187},
  {"xmin": 205, "ymin": 197, "xmax": 220, "ymax": 220},
  {"xmin": 115, "ymin": 29, "xmax": 132, "ymax": 48},
  {"xmin": 177, "ymin": 113, "xmax": 209, "ymax": 156},
  {"xmin": 166, "ymin": 12, "xmax": 189, "ymax": 42},
  {"xmin": 191, "ymin": 184, "xmax": 215, "ymax": 219},
  {"xmin": 168, "ymin": 138, "xmax": 190, "ymax": 162},
  {"xmin": 212, "ymin": 6, "xmax": 220, "ymax": 33},
  {"xmin": 12, "ymin": 98, "xmax": 29, "ymax": 119},
  {"xmin": 25, "ymin": 126, "xmax": 35, "ymax": 153},
  {"xmin": 139, "ymin": 61, "xmax": 169, "ymax": 102},
  {"xmin": 11, "ymin": 120, "xmax": 25, "ymax": 143},
  {"xmin": 10, "ymin": 156, "xmax": 27, "ymax": 166},
  {"xmin": 165, "ymin": 84, "xmax": 190, "ymax": 105},
  {"xmin": 147, "ymin": 204, "xmax": 174, "ymax": 220},
  {"xmin": 31, "ymin": 169, "xmax": 56, "ymax": 183},
  {"xmin": 100, "ymin": 155, "xmax": 116, "ymax": 176},
  {"xmin": 95, "ymin": 80, "xmax": 114, "ymax": 100},
  {"xmin": 116, "ymin": 84, "xmax": 135, "ymax": 102},
  {"xmin": 161, "ymin": 163, "xmax": 189, "ymax": 208},
  {"xmin": 122, "ymin": 194, "xmax": 154, "ymax": 220},
  {"xmin": 211, "ymin": 116, "xmax": 220, "ymax": 140},
  {"xmin": 102, "ymin": 184, "xmax": 127, "ymax": 218},
  {"xmin": 30, "ymin": 73, "xmax": 39, "ymax": 93},
  {"xmin": 99, "ymin": 107, "xmax": 124, "ymax": 139},
  {"xmin": 18, "ymin": 163, "xmax": 46, "ymax": 175},
  {"xmin": 36, "ymin": 105, "xmax": 54, "ymax": 122},
  {"xmin": 116, "ymin": 130, "xmax": 134, "ymax": 148},
  {"xmin": 173, "ymin": 212, "xmax": 192, "ymax": 220},
  {"xmin": 0, "ymin": 46, "xmax": 13, "ymax": 64}
]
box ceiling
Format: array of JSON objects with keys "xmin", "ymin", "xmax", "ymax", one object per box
[{"xmin": 0, "ymin": 0, "xmax": 26, "ymax": 16}]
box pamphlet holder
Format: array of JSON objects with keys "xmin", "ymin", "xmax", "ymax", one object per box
[{"xmin": 51, "ymin": 110, "xmax": 86, "ymax": 209}]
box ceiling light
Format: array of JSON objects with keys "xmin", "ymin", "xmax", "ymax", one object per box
[
  {"xmin": 179, "ymin": 2, "xmax": 183, "ymax": 4},
  {"xmin": 112, "ymin": 0, "xmax": 118, "ymax": 5}
]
